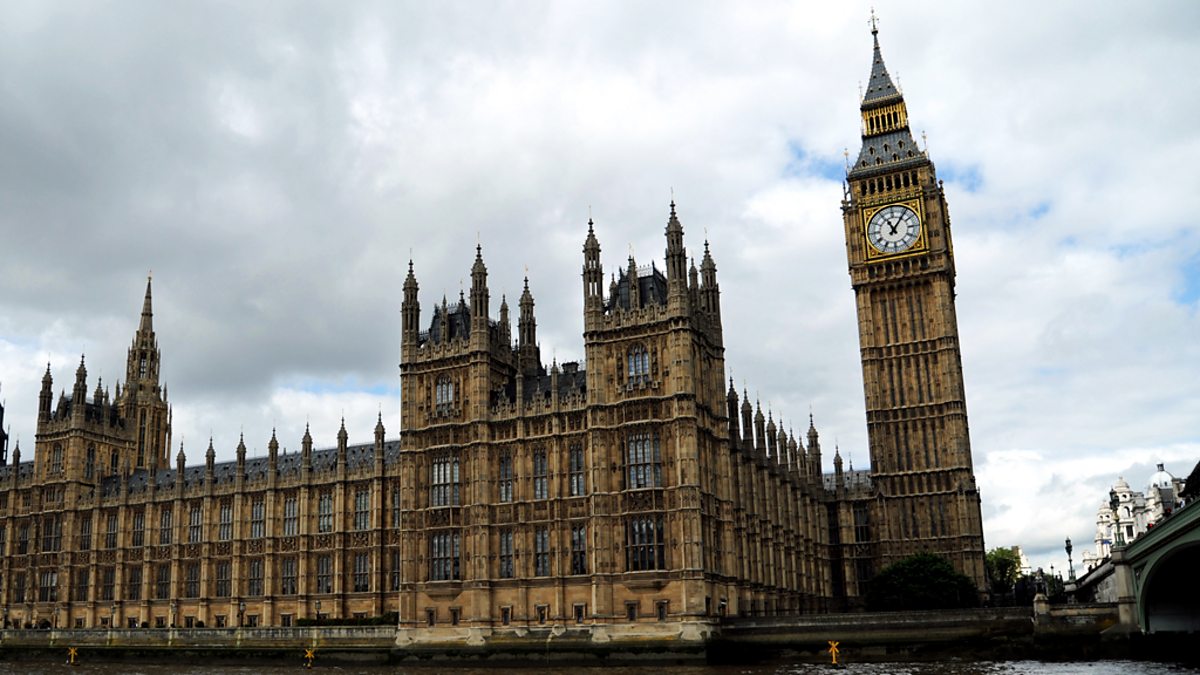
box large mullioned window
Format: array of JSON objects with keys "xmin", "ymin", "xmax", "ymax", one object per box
[
  {"xmin": 429, "ymin": 531, "xmax": 460, "ymax": 581},
  {"xmin": 189, "ymin": 504, "xmax": 203, "ymax": 543},
  {"xmin": 498, "ymin": 452, "xmax": 513, "ymax": 502},
  {"xmin": 431, "ymin": 455, "xmax": 460, "ymax": 507},
  {"xmin": 625, "ymin": 516, "xmax": 665, "ymax": 572},
  {"xmin": 280, "ymin": 557, "xmax": 298, "ymax": 595},
  {"xmin": 532, "ymin": 449, "xmax": 549, "ymax": 500},
  {"xmin": 626, "ymin": 431, "xmax": 662, "ymax": 489},
  {"xmin": 571, "ymin": 524, "xmax": 587, "ymax": 575},
  {"xmin": 283, "ymin": 496, "xmax": 299, "ymax": 536},
  {"xmin": 354, "ymin": 489, "xmax": 370, "ymax": 530},
  {"xmin": 218, "ymin": 501, "xmax": 233, "ymax": 541},
  {"xmin": 568, "ymin": 444, "xmax": 586, "ymax": 496},
  {"xmin": 318, "ymin": 492, "xmax": 334, "ymax": 533},
  {"xmin": 534, "ymin": 527, "xmax": 550, "ymax": 576},
  {"xmin": 499, "ymin": 529, "xmax": 514, "ymax": 578},
  {"xmin": 353, "ymin": 553, "xmax": 370, "ymax": 592},
  {"xmin": 627, "ymin": 345, "xmax": 650, "ymax": 386},
  {"xmin": 435, "ymin": 376, "xmax": 455, "ymax": 411},
  {"xmin": 250, "ymin": 498, "xmax": 266, "ymax": 538}
]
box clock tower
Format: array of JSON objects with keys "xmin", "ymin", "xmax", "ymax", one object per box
[{"xmin": 841, "ymin": 21, "xmax": 986, "ymax": 587}]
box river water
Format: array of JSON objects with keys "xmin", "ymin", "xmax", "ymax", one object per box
[{"xmin": 0, "ymin": 662, "xmax": 1195, "ymax": 674}]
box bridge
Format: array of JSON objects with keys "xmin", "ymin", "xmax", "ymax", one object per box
[{"xmin": 1109, "ymin": 497, "xmax": 1200, "ymax": 633}]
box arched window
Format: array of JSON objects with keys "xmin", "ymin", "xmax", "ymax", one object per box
[
  {"xmin": 627, "ymin": 345, "xmax": 650, "ymax": 387},
  {"xmin": 497, "ymin": 451, "xmax": 513, "ymax": 503},
  {"xmin": 50, "ymin": 444, "xmax": 64, "ymax": 475},
  {"xmin": 431, "ymin": 454, "xmax": 460, "ymax": 507},
  {"xmin": 435, "ymin": 376, "xmax": 455, "ymax": 412},
  {"xmin": 532, "ymin": 449, "xmax": 549, "ymax": 500},
  {"xmin": 626, "ymin": 430, "xmax": 662, "ymax": 489},
  {"xmin": 110, "ymin": 450, "xmax": 119, "ymax": 476},
  {"xmin": 85, "ymin": 445, "xmax": 96, "ymax": 479}
]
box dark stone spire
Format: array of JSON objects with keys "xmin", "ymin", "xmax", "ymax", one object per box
[
  {"xmin": 665, "ymin": 200, "xmax": 687, "ymax": 292},
  {"xmin": 139, "ymin": 275, "xmax": 154, "ymax": 333},
  {"xmin": 583, "ymin": 217, "xmax": 604, "ymax": 312},
  {"xmin": 402, "ymin": 260, "xmax": 421, "ymax": 349},
  {"xmin": 862, "ymin": 15, "xmax": 900, "ymax": 105},
  {"xmin": 726, "ymin": 379, "xmax": 741, "ymax": 448},
  {"xmin": 73, "ymin": 354, "xmax": 88, "ymax": 404},
  {"xmin": 470, "ymin": 244, "xmax": 488, "ymax": 323}
]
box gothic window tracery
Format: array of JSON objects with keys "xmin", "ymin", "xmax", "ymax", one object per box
[
  {"xmin": 435, "ymin": 376, "xmax": 455, "ymax": 412},
  {"xmin": 429, "ymin": 530, "xmax": 460, "ymax": 581},
  {"xmin": 431, "ymin": 454, "xmax": 460, "ymax": 506},
  {"xmin": 625, "ymin": 516, "xmax": 665, "ymax": 571},
  {"xmin": 498, "ymin": 451, "xmax": 513, "ymax": 502},
  {"xmin": 626, "ymin": 430, "xmax": 662, "ymax": 489},
  {"xmin": 627, "ymin": 345, "xmax": 650, "ymax": 387},
  {"xmin": 532, "ymin": 448, "xmax": 549, "ymax": 500}
]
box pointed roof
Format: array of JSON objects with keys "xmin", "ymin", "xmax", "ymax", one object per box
[
  {"xmin": 862, "ymin": 23, "xmax": 901, "ymax": 106},
  {"xmin": 139, "ymin": 275, "xmax": 154, "ymax": 333},
  {"xmin": 666, "ymin": 199, "xmax": 683, "ymax": 235}
]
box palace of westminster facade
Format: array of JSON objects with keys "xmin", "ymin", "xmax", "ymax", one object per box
[{"xmin": 0, "ymin": 28, "xmax": 985, "ymax": 633}]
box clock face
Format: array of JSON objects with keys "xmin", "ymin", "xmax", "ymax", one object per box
[{"xmin": 866, "ymin": 204, "xmax": 921, "ymax": 254}]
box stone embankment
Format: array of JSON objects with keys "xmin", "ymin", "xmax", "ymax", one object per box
[{"xmin": 0, "ymin": 604, "xmax": 1151, "ymax": 666}]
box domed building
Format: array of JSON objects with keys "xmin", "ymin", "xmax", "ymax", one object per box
[{"xmin": 1081, "ymin": 464, "xmax": 1187, "ymax": 571}]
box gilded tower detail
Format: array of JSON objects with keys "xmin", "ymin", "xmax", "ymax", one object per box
[{"xmin": 841, "ymin": 24, "xmax": 986, "ymax": 586}]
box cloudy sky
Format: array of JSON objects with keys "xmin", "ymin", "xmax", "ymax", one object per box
[{"xmin": 1, "ymin": 1, "xmax": 1198, "ymax": 573}]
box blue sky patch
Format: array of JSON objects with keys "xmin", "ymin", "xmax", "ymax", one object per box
[
  {"xmin": 1174, "ymin": 251, "xmax": 1200, "ymax": 305},
  {"xmin": 785, "ymin": 141, "xmax": 846, "ymax": 181},
  {"xmin": 1028, "ymin": 201, "xmax": 1051, "ymax": 220},
  {"xmin": 939, "ymin": 163, "xmax": 983, "ymax": 193}
]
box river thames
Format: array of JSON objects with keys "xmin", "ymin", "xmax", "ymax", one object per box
[{"xmin": 0, "ymin": 661, "xmax": 1195, "ymax": 674}]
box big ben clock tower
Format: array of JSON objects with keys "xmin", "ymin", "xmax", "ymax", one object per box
[{"xmin": 842, "ymin": 20, "xmax": 986, "ymax": 587}]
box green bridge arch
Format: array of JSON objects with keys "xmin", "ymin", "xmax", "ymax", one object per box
[{"xmin": 1125, "ymin": 500, "xmax": 1200, "ymax": 633}]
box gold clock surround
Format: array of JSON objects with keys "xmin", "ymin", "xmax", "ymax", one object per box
[{"xmin": 861, "ymin": 198, "xmax": 927, "ymax": 262}]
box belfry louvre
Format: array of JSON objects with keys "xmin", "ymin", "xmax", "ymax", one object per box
[{"xmin": 0, "ymin": 27, "xmax": 984, "ymax": 637}]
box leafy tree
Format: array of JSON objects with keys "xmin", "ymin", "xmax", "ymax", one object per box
[
  {"xmin": 864, "ymin": 552, "xmax": 980, "ymax": 611},
  {"xmin": 985, "ymin": 547, "xmax": 1022, "ymax": 596}
]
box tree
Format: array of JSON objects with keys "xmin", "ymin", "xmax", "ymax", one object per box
[
  {"xmin": 864, "ymin": 553, "xmax": 980, "ymax": 611},
  {"xmin": 985, "ymin": 547, "xmax": 1022, "ymax": 596}
]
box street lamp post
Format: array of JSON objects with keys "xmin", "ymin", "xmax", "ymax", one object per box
[
  {"xmin": 1065, "ymin": 538, "xmax": 1075, "ymax": 581},
  {"xmin": 315, "ymin": 599, "xmax": 321, "ymax": 624},
  {"xmin": 170, "ymin": 601, "xmax": 177, "ymax": 629},
  {"xmin": 238, "ymin": 601, "xmax": 246, "ymax": 629},
  {"xmin": 1109, "ymin": 488, "xmax": 1125, "ymax": 547}
]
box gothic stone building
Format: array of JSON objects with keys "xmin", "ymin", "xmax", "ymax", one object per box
[{"xmin": 0, "ymin": 27, "xmax": 984, "ymax": 634}]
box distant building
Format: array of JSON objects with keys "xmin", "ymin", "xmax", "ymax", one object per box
[{"xmin": 1081, "ymin": 464, "xmax": 1187, "ymax": 571}]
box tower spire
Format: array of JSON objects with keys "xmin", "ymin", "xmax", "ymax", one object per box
[
  {"xmin": 140, "ymin": 274, "xmax": 154, "ymax": 333},
  {"xmin": 863, "ymin": 13, "xmax": 899, "ymax": 105}
]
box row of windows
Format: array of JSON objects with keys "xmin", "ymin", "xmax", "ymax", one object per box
[
  {"xmin": 434, "ymin": 434, "xmax": 662, "ymax": 507},
  {"xmin": 8, "ymin": 554, "xmax": 399, "ymax": 603},
  {"xmin": 4, "ymin": 488, "xmax": 398, "ymax": 555},
  {"xmin": 429, "ymin": 519, "xmax": 658, "ymax": 581}
]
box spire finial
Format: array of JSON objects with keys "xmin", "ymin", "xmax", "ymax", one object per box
[{"xmin": 869, "ymin": 7, "xmax": 878, "ymax": 35}]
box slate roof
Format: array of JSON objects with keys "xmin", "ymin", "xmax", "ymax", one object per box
[
  {"xmin": 87, "ymin": 440, "xmax": 405, "ymax": 498},
  {"xmin": 862, "ymin": 31, "xmax": 901, "ymax": 106},
  {"xmin": 823, "ymin": 468, "xmax": 873, "ymax": 492},
  {"xmin": 849, "ymin": 129, "xmax": 924, "ymax": 179},
  {"xmin": 606, "ymin": 263, "xmax": 668, "ymax": 312}
]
